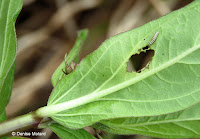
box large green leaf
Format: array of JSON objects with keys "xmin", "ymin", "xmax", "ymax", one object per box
[
  {"xmin": 49, "ymin": 123, "xmax": 96, "ymax": 139},
  {"xmin": 93, "ymin": 103, "xmax": 200, "ymax": 138},
  {"xmin": 36, "ymin": 0, "xmax": 200, "ymax": 129},
  {"xmin": 0, "ymin": 0, "xmax": 23, "ymax": 119}
]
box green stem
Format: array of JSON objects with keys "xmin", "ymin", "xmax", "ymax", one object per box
[{"xmin": 0, "ymin": 112, "xmax": 42, "ymax": 137}]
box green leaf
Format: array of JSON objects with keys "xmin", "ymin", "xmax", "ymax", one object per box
[
  {"xmin": 0, "ymin": 62, "xmax": 15, "ymax": 117},
  {"xmin": 0, "ymin": 110, "xmax": 7, "ymax": 139},
  {"xmin": 93, "ymin": 103, "xmax": 200, "ymax": 138},
  {"xmin": 0, "ymin": 0, "xmax": 23, "ymax": 119},
  {"xmin": 0, "ymin": 110, "xmax": 6, "ymax": 123},
  {"xmin": 51, "ymin": 29, "xmax": 88, "ymax": 86},
  {"xmin": 66, "ymin": 29, "xmax": 88, "ymax": 64},
  {"xmin": 36, "ymin": 0, "xmax": 200, "ymax": 130},
  {"xmin": 49, "ymin": 123, "xmax": 96, "ymax": 139}
]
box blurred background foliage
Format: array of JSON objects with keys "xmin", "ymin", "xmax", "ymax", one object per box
[{"xmin": 7, "ymin": 0, "xmax": 193, "ymax": 138}]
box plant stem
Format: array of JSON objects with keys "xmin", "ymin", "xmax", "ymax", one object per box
[{"xmin": 0, "ymin": 112, "xmax": 43, "ymax": 137}]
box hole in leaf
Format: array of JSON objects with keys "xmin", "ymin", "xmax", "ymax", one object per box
[
  {"xmin": 141, "ymin": 46, "xmax": 149, "ymax": 51},
  {"xmin": 127, "ymin": 49, "xmax": 154, "ymax": 72}
]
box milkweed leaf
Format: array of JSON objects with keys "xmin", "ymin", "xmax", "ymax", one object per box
[{"xmin": 36, "ymin": 1, "xmax": 200, "ymax": 133}]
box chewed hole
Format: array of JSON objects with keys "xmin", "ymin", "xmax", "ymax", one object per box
[
  {"xmin": 127, "ymin": 49, "xmax": 154, "ymax": 72},
  {"xmin": 142, "ymin": 46, "xmax": 149, "ymax": 51},
  {"xmin": 138, "ymin": 46, "xmax": 150, "ymax": 52}
]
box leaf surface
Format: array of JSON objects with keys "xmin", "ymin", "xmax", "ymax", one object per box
[
  {"xmin": 49, "ymin": 123, "xmax": 96, "ymax": 139},
  {"xmin": 40, "ymin": 0, "xmax": 200, "ymax": 129},
  {"xmin": 0, "ymin": 0, "xmax": 23, "ymax": 119},
  {"xmin": 93, "ymin": 103, "xmax": 200, "ymax": 138},
  {"xmin": 0, "ymin": 110, "xmax": 7, "ymax": 138},
  {"xmin": 0, "ymin": 110, "xmax": 6, "ymax": 122}
]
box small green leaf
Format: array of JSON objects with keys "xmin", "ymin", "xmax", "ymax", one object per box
[
  {"xmin": 51, "ymin": 29, "xmax": 88, "ymax": 86},
  {"xmin": 94, "ymin": 103, "xmax": 200, "ymax": 138},
  {"xmin": 36, "ymin": 0, "xmax": 200, "ymax": 132},
  {"xmin": 66, "ymin": 29, "xmax": 88, "ymax": 64},
  {"xmin": 0, "ymin": 0, "xmax": 23, "ymax": 120},
  {"xmin": 49, "ymin": 123, "xmax": 96, "ymax": 139}
]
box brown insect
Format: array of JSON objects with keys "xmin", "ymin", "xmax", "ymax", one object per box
[
  {"xmin": 62, "ymin": 62, "xmax": 78, "ymax": 75},
  {"xmin": 62, "ymin": 54, "xmax": 78, "ymax": 75}
]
